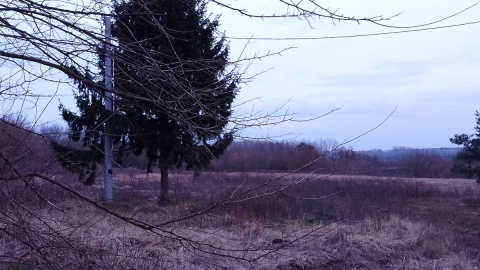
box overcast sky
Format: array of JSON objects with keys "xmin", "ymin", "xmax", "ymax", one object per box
[
  {"xmin": 4, "ymin": 0, "xmax": 479, "ymax": 151},
  {"xmin": 209, "ymin": 0, "xmax": 480, "ymax": 150}
]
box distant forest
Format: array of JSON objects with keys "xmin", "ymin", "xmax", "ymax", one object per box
[
  {"xmin": 116, "ymin": 139, "xmax": 463, "ymax": 179},
  {"xmin": 359, "ymin": 147, "xmax": 460, "ymax": 161}
]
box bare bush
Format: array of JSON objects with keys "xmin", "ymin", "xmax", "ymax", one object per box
[{"xmin": 401, "ymin": 149, "xmax": 453, "ymax": 178}]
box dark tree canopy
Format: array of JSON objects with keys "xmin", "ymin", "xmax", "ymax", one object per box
[
  {"xmin": 112, "ymin": 0, "xmax": 236, "ymax": 202},
  {"xmin": 60, "ymin": 65, "xmax": 106, "ymax": 146},
  {"xmin": 450, "ymin": 111, "xmax": 480, "ymax": 183},
  {"xmin": 56, "ymin": 66, "xmax": 111, "ymax": 185},
  {"xmin": 57, "ymin": 0, "xmax": 237, "ymax": 202},
  {"xmin": 112, "ymin": 0, "xmax": 236, "ymax": 167}
]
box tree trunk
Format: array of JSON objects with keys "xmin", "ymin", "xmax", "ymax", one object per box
[{"xmin": 159, "ymin": 163, "xmax": 170, "ymax": 204}]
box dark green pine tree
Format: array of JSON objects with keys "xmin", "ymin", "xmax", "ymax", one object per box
[
  {"xmin": 450, "ymin": 111, "xmax": 480, "ymax": 183},
  {"xmin": 55, "ymin": 66, "xmax": 106, "ymax": 185},
  {"xmin": 112, "ymin": 0, "xmax": 237, "ymax": 203},
  {"xmin": 56, "ymin": 49, "xmax": 126, "ymax": 185}
]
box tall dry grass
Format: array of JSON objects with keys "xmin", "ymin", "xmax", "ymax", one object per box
[{"xmin": 1, "ymin": 161, "xmax": 480, "ymax": 269}]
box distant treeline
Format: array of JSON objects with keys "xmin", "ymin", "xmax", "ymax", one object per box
[
  {"xmin": 95, "ymin": 139, "xmax": 463, "ymax": 179},
  {"xmin": 39, "ymin": 121, "xmax": 462, "ymax": 179},
  {"xmin": 208, "ymin": 140, "xmax": 462, "ymax": 178},
  {"xmin": 359, "ymin": 147, "xmax": 461, "ymax": 161}
]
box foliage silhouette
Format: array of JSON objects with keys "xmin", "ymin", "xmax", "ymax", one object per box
[
  {"xmin": 450, "ymin": 111, "xmax": 480, "ymax": 183},
  {"xmin": 57, "ymin": 0, "xmax": 237, "ymax": 203}
]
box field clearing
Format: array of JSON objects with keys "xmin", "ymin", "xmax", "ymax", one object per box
[
  {"xmin": 2, "ymin": 170, "xmax": 480, "ymax": 269},
  {"xmin": 113, "ymin": 169, "xmax": 480, "ymax": 194}
]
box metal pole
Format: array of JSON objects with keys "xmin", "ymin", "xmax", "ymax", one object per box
[{"xmin": 104, "ymin": 16, "xmax": 113, "ymax": 203}]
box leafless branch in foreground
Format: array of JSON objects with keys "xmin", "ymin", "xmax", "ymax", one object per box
[{"xmin": 0, "ymin": 1, "xmax": 464, "ymax": 269}]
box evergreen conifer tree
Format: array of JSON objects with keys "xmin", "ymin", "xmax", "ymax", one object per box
[
  {"xmin": 58, "ymin": 0, "xmax": 237, "ymax": 203},
  {"xmin": 450, "ymin": 111, "xmax": 480, "ymax": 182}
]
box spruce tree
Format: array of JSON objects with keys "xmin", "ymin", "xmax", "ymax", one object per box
[
  {"xmin": 112, "ymin": 0, "xmax": 236, "ymax": 203},
  {"xmin": 57, "ymin": 0, "xmax": 236, "ymax": 203},
  {"xmin": 56, "ymin": 66, "xmax": 107, "ymax": 185}
]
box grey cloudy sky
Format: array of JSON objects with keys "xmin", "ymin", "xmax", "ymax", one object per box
[
  {"xmin": 3, "ymin": 0, "xmax": 478, "ymax": 151},
  {"xmin": 210, "ymin": 0, "xmax": 480, "ymax": 150}
]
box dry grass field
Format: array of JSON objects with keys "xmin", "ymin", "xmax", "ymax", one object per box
[{"xmin": 2, "ymin": 169, "xmax": 480, "ymax": 269}]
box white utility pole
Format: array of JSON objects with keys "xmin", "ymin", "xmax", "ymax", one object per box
[{"xmin": 104, "ymin": 16, "xmax": 114, "ymax": 203}]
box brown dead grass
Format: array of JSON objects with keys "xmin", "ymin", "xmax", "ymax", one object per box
[
  {"xmin": 2, "ymin": 170, "xmax": 480, "ymax": 269},
  {"xmin": 15, "ymin": 207, "xmax": 479, "ymax": 269}
]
